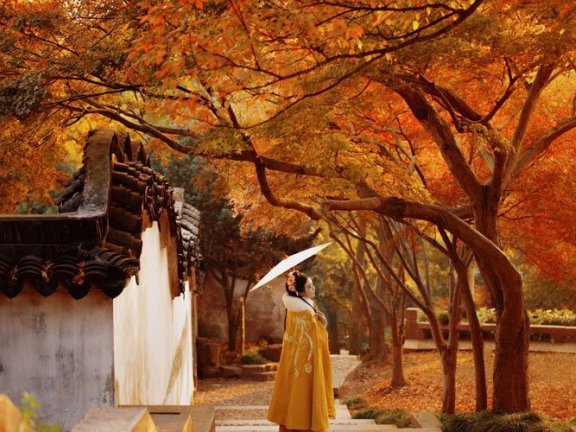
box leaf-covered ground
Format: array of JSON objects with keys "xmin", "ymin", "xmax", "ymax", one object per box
[{"xmin": 339, "ymin": 351, "xmax": 576, "ymax": 420}]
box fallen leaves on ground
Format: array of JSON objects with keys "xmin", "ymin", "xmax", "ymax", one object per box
[{"xmin": 339, "ymin": 351, "xmax": 576, "ymax": 420}]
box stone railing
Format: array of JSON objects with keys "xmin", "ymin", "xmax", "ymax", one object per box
[
  {"xmin": 404, "ymin": 308, "xmax": 576, "ymax": 343},
  {"xmin": 0, "ymin": 394, "xmax": 215, "ymax": 432},
  {"xmin": 0, "ymin": 394, "xmax": 34, "ymax": 432}
]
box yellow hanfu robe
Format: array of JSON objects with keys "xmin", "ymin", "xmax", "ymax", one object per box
[{"xmin": 267, "ymin": 307, "xmax": 335, "ymax": 432}]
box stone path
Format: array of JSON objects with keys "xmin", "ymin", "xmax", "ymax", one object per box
[
  {"xmin": 214, "ymin": 399, "xmax": 398, "ymax": 431},
  {"xmin": 404, "ymin": 339, "xmax": 576, "ymax": 353},
  {"xmin": 195, "ymin": 354, "xmax": 445, "ymax": 432},
  {"xmin": 196, "ymin": 354, "xmax": 403, "ymax": 431}
]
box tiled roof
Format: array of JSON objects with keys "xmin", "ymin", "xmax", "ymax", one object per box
[
  {"xmin": 177, "ymin": 202, "xmax": 201, "ymax": 276},
  {"xmin": 0, "ymin": 129, "xmax": 200, "ymax": 299}
]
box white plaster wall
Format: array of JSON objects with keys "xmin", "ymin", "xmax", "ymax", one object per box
[
  {"xmin": 0, "ymin": 287, "xmax": 114, "ymax": 431},
  {"xmin": 113, "ymin": 220, "xmax": 194, "ymax": 406}
]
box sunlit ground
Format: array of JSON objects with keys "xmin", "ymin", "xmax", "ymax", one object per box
[{"xmin": 339, "ymin": 351, "xmax": 576, "ymax": 420}]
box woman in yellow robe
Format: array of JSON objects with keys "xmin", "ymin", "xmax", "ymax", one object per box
[{"xmin": 267, "ymin": 270, "xmax": 335, "ymax": 432}]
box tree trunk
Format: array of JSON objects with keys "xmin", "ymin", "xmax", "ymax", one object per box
[
  {"xmin": 389, "ymin": 305, "xmax": 406, "ymax": 387},
  {"xmin": 227, "ymin": 305, "xmax": 238, "ymax": 351},
  {"xmin": 492, "ymin": 306, "xmax": 530, "ymax": 411},
  {"xmin": 440, "ymin": 265, "xmax": 461, "ymax": 414},
  {"xmin": 474, "ymin": 194, "xmax": 529, "ymax": 412},
  {"xmin": 350, "ymin": 235, "xmax": 371, "ymax": 356},
  {"xmin": 212, "ymin": 269, "xmax": 239, "ymax": 352},
  {"xmin": 440, "ymin": 347, "xmax": 457, "ymax": 414},
  {"xmin": 328, "ymin": 307, "xmax": 340, "ymax": 354},
  {"xmin": 349, "ymin": 279, "xmax": 362, "ymax": 355},
  {"xmin": 240, "ymin": 297, "xmax": 246, "ymax": 355},
  {"xmin": 421, "ymin": 305, "xmax": 458, "ymax": 414},
  {"xmin": 225, "ymin": 275, "xmax": 239, "ymax": 352},
  {"xmin": 366, "ymin": 276, "xmax": 387, "ymax": 361},
  {"xmin": 460, "ymin": 260, "xmax": 487, "ymax": 411},
  {"xmin": 367, "ymin": 309, "xmax": 386, "ymax": 361}
]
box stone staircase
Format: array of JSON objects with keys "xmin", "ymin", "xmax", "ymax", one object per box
[
  {"xmin": 241, "ymin": 363, "xmax": 278, "ymax": 381},
  {"xmin": 214, "ymin": 399, "xmax": 398, "ymax": 432}
]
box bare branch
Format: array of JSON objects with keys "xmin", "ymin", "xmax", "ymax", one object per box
[
  {"xmin": 253, "ymin": 157, "xmax": 322, "ymax": 219},
  {"xmin": 59, "ymin": 103, "xmax": 193, "ymax": 153}
]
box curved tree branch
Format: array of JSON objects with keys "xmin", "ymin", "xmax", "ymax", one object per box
[
  {"xmin": 510, "ymin": 64, "xmax": 554, "ymax": 150},
  {"xmin": 405, "ymin": 75, "xmax": 483, "ymax": 122},
  {"xmin": 388, "ymin": 82, "xmax": 482, "ymax": 198},
  {"xmin": 253, "ymin": 157, "xmax": 322, "ymax": 219},
  {"xmin": 322, "ymin": 196, "xmax": 522, "ymax": 300},
  {"xmin": 507, "ymin": 115, "xmax": 576, "ymax": 184}
]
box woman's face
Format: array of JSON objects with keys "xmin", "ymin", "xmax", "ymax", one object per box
[{"xmin": 304, "ymin": 278, "xmax": 316, "ymax": 299}]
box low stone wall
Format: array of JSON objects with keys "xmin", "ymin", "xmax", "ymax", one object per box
[
  {"xmin": 0, "ymin": 394, "xmax": 216, "ymax": 432},
  {"xmin": 405, "ymin": 308, "xmax": 576, "ymax": 343}
]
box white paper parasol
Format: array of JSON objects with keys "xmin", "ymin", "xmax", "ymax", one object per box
[{"xmin": 250, "ymin": 242, "xmax": 332, "ymax": 292}]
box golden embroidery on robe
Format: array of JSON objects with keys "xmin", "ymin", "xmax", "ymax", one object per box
[{"xmin": 267, "ymin": 310, "xmax": 335, "ymax": 432}]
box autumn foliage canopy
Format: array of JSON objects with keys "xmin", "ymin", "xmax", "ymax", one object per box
[{"xmin": 1, "ymin": 0, "xmax": 576, "ymax": 412}]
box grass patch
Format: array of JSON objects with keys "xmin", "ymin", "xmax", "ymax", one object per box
[
  {"xmin": 353, "ymin": 407, "xmax": 413, "ymax": 428},
  {"xmin": 441, "ymin": 411, "xmax": 573, "ymax": 432},
  {"xmin": 345, "ymin": 397, "xmax": 367, "ymax": 410}
]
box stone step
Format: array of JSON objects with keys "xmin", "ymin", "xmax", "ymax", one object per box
[
  {"xmin": 401, "ymin": 429, "xmax": 441, "ymax": 432},
  {"xmin": 148, "ymin": 406, "xmax": 214, "ymax": 432},
  {"xmin": 410, "ymin": 412, "xmax": 442, "ymax": 428},
  {"xmin": 335, "ymin": 406, "xmax": 351, "ymax": 420},
  {"xmin": 216, "ymin": 425, "xmax": 397, "ymax": 432},
  {"xmin": 212, "ymin": 399, "xmax": 399, "ymax": 431},
  {"xmin": 215, "ymin": 399, "xmax": 349, "ymax": 411},
  {"xmin": 72, "ymin": 407, "xmax": 158, "ymax": 432},
  {"xmin": 215, "ymin": 405, "xmax": 269, "ymax": 410},
  {"xmin": 221, "ymin": 366, "xmax": 242, "ymax": 378},
  {"xmin": 215, "ymin": 399, "xmax": 353, "ymax": 419},
  {"xmin": 241, "ymin": 364, "xmax": 278, "ymax": 373},
  {"xmin": 216, "ymin": 419, "xmax": 378, "ymax": 426},
  {"xmin": 216, "ymin": 404, "xmax": 349, "ymax": 410},
  {"xmin": 241, "ymin": 371, "xmax": 277, "ymax": 381},
  {"xmin": 216, "ymin": 406, "xmax": 348, "ymax": 420}
]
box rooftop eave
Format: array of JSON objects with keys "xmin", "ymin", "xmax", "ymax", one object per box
[{"xmin": 0, "ymin": 129, "xmax": 119, "ymax": 245}]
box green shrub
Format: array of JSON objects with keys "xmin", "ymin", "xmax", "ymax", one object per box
[
  {"xmin": 528, "ymin": 309, "xmax": 576, "ymax": 327},
  {"xmin": 441, "ymin": 413, "xmax": 476, "ymax": 432},
  {"xmin": 437, "ymin": 311, "xmax": 450, "ymax": 325},
  {"xmin": 353, "ymin": 407, "xmax": 382, "ymax": 419},
  {"xmin": 374, "ymin": 408, "xmax": 413, "ymax": 427},
  {"xmin": 353, "ymin": 407, "xmax": 413, "ymax": 428},
  {"xmin": 423, "ymin": 308, "xmax": 576, "ymax": 327},
  {"xmin": 345, "ymin": 397, "xmax": 367, "ymax": 410},
  {"xmin": 477, "ymin": 308, "xmax": 497, "ymax": 324},
  {"xmin": 239, "ymin": 350, "xmax": 267, "ymax": 365},
  {"xmin": 20, "ymin": 393, "xmax": 62, "ymax": 432},
  {"xmin": 416, "ymin": 310, "xmax": 449, "ymax": 325},
  {"xmin": 441, "ymin": 411, "xmax": 571, "ymax": 432}
]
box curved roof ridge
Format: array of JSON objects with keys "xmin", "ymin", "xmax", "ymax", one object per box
[{"xmin": 0, "ymin": 129, "xmax": 200, "ymax": 299}]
